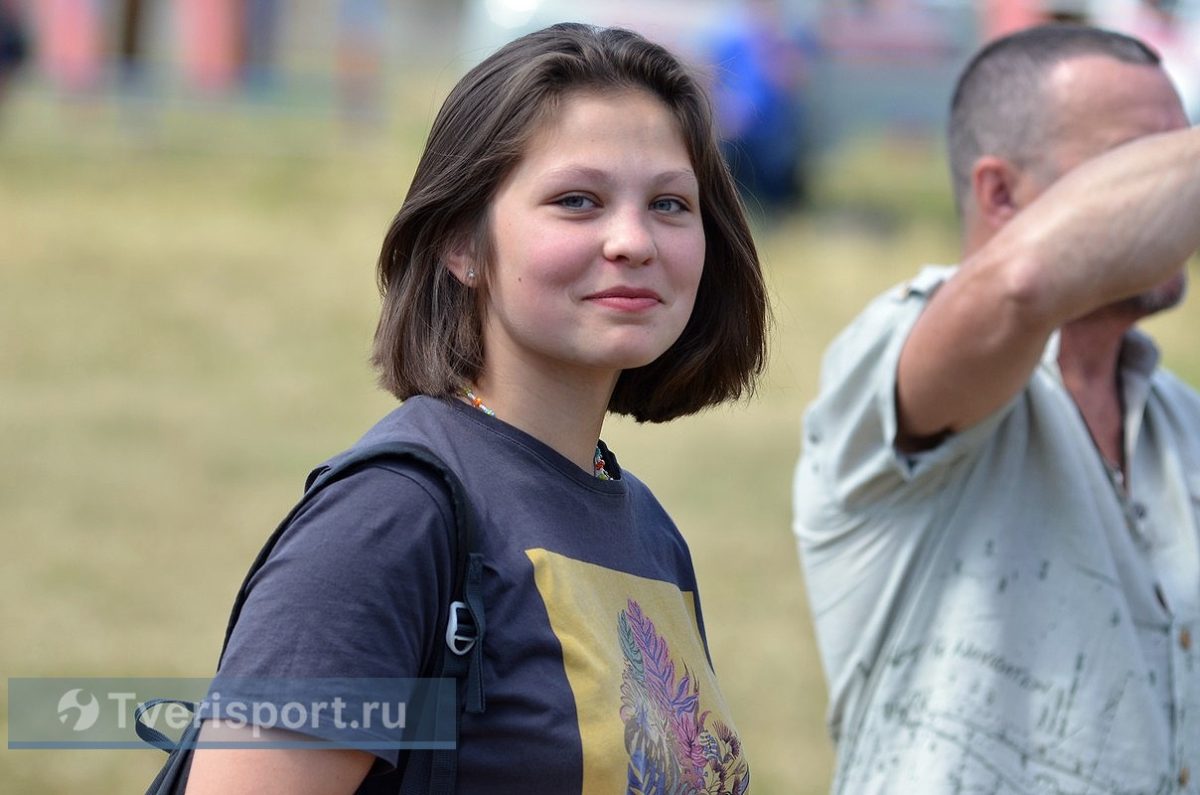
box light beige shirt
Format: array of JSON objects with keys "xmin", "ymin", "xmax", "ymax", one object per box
[{"xmin": 794, "ymin": 266, "xmax": 1200, "ymax": 794}]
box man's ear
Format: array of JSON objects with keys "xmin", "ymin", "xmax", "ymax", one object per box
[{"xmin": 971, "ymin": 155, "xmax": 1022, "ymax": 230}]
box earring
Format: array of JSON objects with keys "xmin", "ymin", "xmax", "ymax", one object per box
[{"xmin": 466, "ymin": 267, "xmax": 477, "ymax": 281}]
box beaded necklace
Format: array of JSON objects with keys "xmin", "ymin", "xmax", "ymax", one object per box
[{"xmin": 463, "ymin": 388, "xmax": 613, "ymax": 480}]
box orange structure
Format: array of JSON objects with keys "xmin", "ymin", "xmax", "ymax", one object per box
[
  {"xmin": 34, "ymin": 0, "xmax": 104, "ymax": 92},
  {"xmin": 177, "ymin": 0, "xmax": 240, "ymax": 92}
]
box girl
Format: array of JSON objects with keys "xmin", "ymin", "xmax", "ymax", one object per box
[{"xmin": 186, "ymin": 22, "xmax": 766, "ymax": 795}]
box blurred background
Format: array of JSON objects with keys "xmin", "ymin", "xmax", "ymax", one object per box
[{"xmin": 2, "ymin": 0, "xmax": 1198, "ymax": 792}]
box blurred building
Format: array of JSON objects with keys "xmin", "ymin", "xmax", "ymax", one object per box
[
  {"xmin": 18, "ymin": 0, "xmax": 461, "ymax": 98},
  {"xmin": 7, "ymin": 0, "xmax": 1198, "ymax": 143}
]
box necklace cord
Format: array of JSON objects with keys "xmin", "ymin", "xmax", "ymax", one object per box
[{"xmin": 462, "ymin": 388, "xmax": 613, "ymax": 480}]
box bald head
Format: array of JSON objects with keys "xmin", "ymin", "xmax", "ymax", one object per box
[{"xmin": 947, "ymin": 24, "xmax": 1160, "ymax": 219}]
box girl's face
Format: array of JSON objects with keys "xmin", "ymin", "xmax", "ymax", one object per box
[{"xmin": 472, "ymin": 88, "xmax": 706, "ymax": 391}]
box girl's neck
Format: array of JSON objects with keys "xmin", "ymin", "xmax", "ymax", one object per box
[{"xmin": 471, "ymin": 367, "xmax": 618, "ymax": 476}]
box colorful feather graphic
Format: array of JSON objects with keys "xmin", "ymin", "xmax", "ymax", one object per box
[{"xmin": 618, "ymin": 599, "xmax": 751, "ymax": 794}]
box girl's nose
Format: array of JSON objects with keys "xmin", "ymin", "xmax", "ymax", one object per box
[{"xmin": 602, "ymin": 208, "xmax": 657, "ymax": 265}]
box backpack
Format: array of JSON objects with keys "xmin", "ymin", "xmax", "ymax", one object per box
[{"xmin": 136, "ymin": 442, "xmax": 487, "ymax": 795}]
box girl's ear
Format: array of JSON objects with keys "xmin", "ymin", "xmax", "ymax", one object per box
[{"xmin": 443, "ymin": 239, "xmax": 478, "ymax": 287}]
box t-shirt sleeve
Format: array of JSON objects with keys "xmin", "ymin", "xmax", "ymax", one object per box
[
  {"xmin": 206, "ymin": 462, "xmax": 456, "ymax": 769},
  {"xmin": 218, "ymin": 463, "xmax": 454, "ymax": 679}
]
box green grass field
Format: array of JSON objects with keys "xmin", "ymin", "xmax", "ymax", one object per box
[{"xmin": 2, "ymin": 84, "xmax": 1197, "ymax": 794}]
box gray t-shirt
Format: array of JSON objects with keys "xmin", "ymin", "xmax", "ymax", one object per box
[
  {"xmin": 794, "ymin": 266, "xmax": 1200, "ymax": 794},
  {"xmin": 214, "ymin": 396, "xmax": 750, "ymax": 794}
]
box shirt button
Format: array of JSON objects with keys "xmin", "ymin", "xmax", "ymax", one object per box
[
  {"xmin": 1181, "ymin": 628, "xmax": 1193, "ymax": 652},
  {"xmin": 1180, "ymin": 766, "xmax": 1190, "ymax": 788}
]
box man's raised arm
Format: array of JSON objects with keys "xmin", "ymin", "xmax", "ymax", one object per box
[{"xmin": 896, "ymin": 125, "xmax": 1200, "ymax": 448}]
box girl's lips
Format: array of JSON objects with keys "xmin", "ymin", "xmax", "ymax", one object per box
[{"xmin": 585, "ymin": 287, "xmax": 663, "ymax": 311}]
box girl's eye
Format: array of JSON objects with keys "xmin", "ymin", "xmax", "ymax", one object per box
[
  {"xmin": 651, "ymin": 197, "xmax": 689, "ymax": 213},
  {"xmin": 557, "ymin": 194, "xmax": 597, "ymax": 210}
]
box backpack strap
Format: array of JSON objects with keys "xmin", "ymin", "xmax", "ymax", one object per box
[
  {"xmin": 400, "ymin": 551, "xmax": 486, "ymax": 795},
  {"xmin": 218, "ymin": 441, "xmax": 486, "ymax": 795}
]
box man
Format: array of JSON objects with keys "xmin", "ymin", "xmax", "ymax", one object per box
[{"xmin": 794, "ymin": 24, "xmax": 1200, "ymax": 794}]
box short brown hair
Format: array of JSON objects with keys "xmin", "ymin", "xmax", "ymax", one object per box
[
  {"xmin": 948, "ymin": 24, "xmax": 1159, "ymax": 217},
  {"xmin": 371, "ymin": 23, "xmax": 768, "ymax": 423}
]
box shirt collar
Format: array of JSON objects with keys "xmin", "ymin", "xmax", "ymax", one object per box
[{"xmin": 1041, "ymin": 327, "xmax": 1161, "ymax": 459}]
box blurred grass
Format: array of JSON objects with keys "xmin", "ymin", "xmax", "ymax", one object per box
[{"xmin": 2, "ymin": 78, "xmax": 1198, "ymax": 795}]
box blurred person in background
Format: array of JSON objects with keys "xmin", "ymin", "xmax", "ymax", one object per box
[
  {"xmin": 794, "ymin": 24, "xmax": 1200, "ymax": 794},
  {"xmin": 335, "ymin": 0, "xmax": 385, "ymax": 129},
  {"xmin": 116, "ymin": 0, "xmax": 146, "ymax": 86},
  {"xmin": 0, "ymin": 0, "xmax": 28, "ymax": 109},
  {"xmin": 705, "ymin": 0, "xmax": 814, "ymax": 215},
  {"xmin": 182, "ymin": 22, "xmax": 764, "ymax": 795},
  {"xmin": 1122, "ymin": 0, "xmax": 1200, "ymax": 122},
  {"xmin": 241, "ymin": 0, "xmax": 280, "ymax": 96}
]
